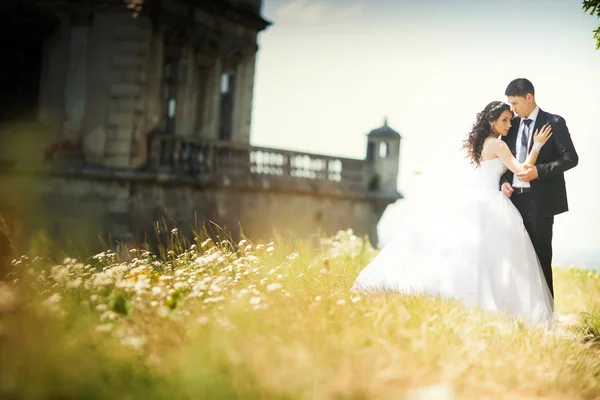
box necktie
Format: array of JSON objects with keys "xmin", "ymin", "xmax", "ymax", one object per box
[{"xmin": 519, "ymin": 119, "xmax": 533, "ymax": 163}]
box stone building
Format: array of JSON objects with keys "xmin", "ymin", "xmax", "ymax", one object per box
[{"xmin": 0, "ymin": 0, "xmax": 402, "ymax": 254}]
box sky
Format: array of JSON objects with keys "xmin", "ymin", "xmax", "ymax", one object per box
[{"xmin": 249, "ymin": 0, "xmax": 600, "ymax": 268}]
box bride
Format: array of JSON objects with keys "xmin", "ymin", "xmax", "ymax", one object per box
[{"xmin": 352, "ymin": 101, "xmax": 555, "ymax": 325}]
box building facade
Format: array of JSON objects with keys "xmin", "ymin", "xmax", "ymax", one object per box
[{"xmin": 0, "ymin": 0, "xmax": 402, "ymax": 254}]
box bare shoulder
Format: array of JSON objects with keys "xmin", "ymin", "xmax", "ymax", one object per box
[
  {"xmin": 485, "ymin": 138, "xmax": 507, "ymax": 150},
  {"xmin": 481, "ymin": 138, "xmax": 508, "ymax": 161},
  {"xmin": 485, "ymin": 138, "xmax": 512, "ymax": 159}
]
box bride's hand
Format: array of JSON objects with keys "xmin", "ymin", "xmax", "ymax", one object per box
[{"xmin": 533, "ymin": 124, "xmax": 553, "ymax": 143}]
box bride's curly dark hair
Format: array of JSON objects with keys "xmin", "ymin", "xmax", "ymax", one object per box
[{"xmin": 463, "ymin": 101, "xmax": 512, "ymax": 165}]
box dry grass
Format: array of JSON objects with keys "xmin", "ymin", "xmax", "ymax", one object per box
[{"xmin": 1, "ymin": 230, "xmax": 599, "ymax": 400}]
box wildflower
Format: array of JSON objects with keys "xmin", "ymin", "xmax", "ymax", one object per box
[
  {"xmin": 66, "ymin": 277, "xmax": 82, "ymax": 289},
  {"xmin": 249, "ymin": 296, "xmax": 261, "ymax": 305},
  {"xmin": 204, "ymin": 296, "xmax": 225, "ymax": 303},
  {"xmin": 267, "ymin": 283, "xmax": 281, "ymax": 292},
  {"xmin": 315, "ymin": 296, "xmax": 322, "ymax": 302},
  {"xmin": 174, "ymin": 282, "xmax": 187, "ymax": 290},
  {"xmin": 135, "ymin": 278, "xmax": 151, "ymax": 292},
  {"xmin": 158, "ymin": 306, "xmax": 170, "ymax": 317},
  {"xmin": 45, "ymin": 293, "xmax": 62, "ymax": 304},
  {"xmin": 92, "ymin": 272, "xmax": 113, "ymax": 288},
  {"xmin": 336, "ymin": 299, "xmax": 346, "ymax": 306},
  {"xmin": 96, "ymin": 323, "xmax": 114, "ymax": 333},
  {"xmin": 121, "ymin": 335, "xmax": 146, "ymax": 350},
  {"xmin": 50, "ymin": 266, "xmax": 70, "ymax": 284},
  {"xmin": 100, "ymin": 311, "xmax": 119, "ymax": 321},
  {"xmin": 351, "ymin": 296, "xmax": 362, "ymax": 303}
]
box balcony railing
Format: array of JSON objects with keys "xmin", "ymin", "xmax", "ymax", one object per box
[{"xmin": 148, "ymin": 135, "xmax": 366, "ymax": 191}]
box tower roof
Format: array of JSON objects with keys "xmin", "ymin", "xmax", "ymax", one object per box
[{"xmin": 368, "ymin": 116, "xmax": 401, "ymax": 138}]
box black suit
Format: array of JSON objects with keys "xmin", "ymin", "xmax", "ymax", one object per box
[{"xmin": 500, "ymin": 108, "xmax": 578, "ymax": 297}]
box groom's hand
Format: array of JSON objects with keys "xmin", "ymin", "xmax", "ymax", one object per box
[
  {"xmin": 501, "ymin": 182, "xmax": 514, "ymax": 198},
  {"xmin": 516, "ymin": 164, "xmax": 538, "ymax": 182}
]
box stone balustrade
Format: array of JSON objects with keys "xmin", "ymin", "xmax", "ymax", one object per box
[{"xmin": 148, "ymin": 134, "xmax": 366, "ymax": 191}]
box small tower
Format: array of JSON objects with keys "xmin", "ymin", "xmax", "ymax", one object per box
[{"xmin": 364, "ymin": 117, "xmax": 402, "ymax": 196}]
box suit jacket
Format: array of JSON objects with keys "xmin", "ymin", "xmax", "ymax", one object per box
[{"xmin": 500, "ymin": 108, "xmax": 578, "ymax": 217}]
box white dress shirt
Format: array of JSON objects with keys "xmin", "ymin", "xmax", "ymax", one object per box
[{"xmin": 512, "ymin": 106, "xmax": 540, "ymax": 188}]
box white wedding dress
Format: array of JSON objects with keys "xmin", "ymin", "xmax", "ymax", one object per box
[{"xmin": 352, "ymin": 157, "xmax": 554, "ymax": 325}]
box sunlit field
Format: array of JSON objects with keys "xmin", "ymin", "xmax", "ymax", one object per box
[{"xmin": 1, "ymin": 230, "xmax": 600, "ymax": 399}]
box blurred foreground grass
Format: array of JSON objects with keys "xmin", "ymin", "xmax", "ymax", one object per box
[{"xmin": 1, "ymin": 230, "xmax": 600, "ymax": 400}]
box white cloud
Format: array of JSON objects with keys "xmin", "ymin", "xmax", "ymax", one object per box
[{"xmin": 274, "ymin": 0, "xmax": 363, "ymax": 25}]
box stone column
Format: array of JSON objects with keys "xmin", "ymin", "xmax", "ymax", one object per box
[
  {"xmin": 199, "ymin": 57, "xmax": 221, "ymax": 141},
  {"xmin": 176, "ymin": 46, "xmax": 198, "ymax": 137},
  {"xmin": 232, "ymin": 53, "xmax": 255, "ymax": 145},
  {"xmin": 85, "ymin": 13, "xmax": 152, "ymax": 168},
  {"xmin": 38, "ymin": 16, "xmax": 69, "ymax": 137},
  {"xmin": 63, "ymin": 25, "xmax": 89, "ymax": 143}
]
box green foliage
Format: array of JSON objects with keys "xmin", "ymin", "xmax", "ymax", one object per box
[
  {"xmin": 583, "ymin": 0, "xmax": 600, "ymax": 49},
  {"xmin": 571, "ymin": 307, "xmax": 600, "ymax": 344}
]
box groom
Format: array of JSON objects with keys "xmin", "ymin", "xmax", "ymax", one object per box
[{"xmin": 500, "ymin": 78, "xmax": 578, "ymax": 298}]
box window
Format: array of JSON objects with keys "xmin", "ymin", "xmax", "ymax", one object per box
[
  {"xmin": 162, "ymin": 44, "xmax": 182, "ymax": 134},
  {"xmin": 218, "ymin": 70, "xmax": 236, "ymax": 141},
  {"xmin": 379, "ymin": 141, "xmax": 389, "ymax": 158},
  {"xmin": 220, "ymin": 72, "xmax": 230, "ymax": 94}
]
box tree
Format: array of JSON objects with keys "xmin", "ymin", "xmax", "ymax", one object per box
[{"xmin": 583, "ymin": 0, "xmax": 600, "ymax": 49}]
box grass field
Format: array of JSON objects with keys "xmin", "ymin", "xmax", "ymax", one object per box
[{"xmin": 1, "ymin": 229, "xmax": 600, "ymax": 399}]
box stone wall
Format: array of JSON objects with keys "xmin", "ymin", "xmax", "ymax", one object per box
[
  {"xmin": 0, "ymin": 169, "xmax": 130, "ymax": 255},
  {"xmin": 0, "ymin": 168, "xmax": 388, "ymax": 256},
  {"xmin": 130, "ymin": 181, "xmax": 383, "ymax": 245}
]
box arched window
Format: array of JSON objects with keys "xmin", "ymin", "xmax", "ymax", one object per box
[{"xmin": 379, "ymin": 141, "xmax": 389, "ymax": 158}]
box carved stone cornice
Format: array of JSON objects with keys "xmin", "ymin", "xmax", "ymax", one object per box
[
  {"xmin": 155, "ymin": 7, "xmax": 258, "ymax": 57},
  {"xmin": 193, "ymin": 1, "xmax": 271, "ymax": 32},
  {"xmin": 151, "ymin": 0, "xmax": 271, "ymax": 32}
]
